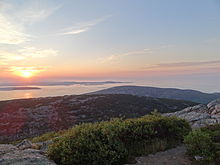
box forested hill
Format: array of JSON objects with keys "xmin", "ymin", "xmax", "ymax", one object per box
[{"xmin": 91, "ymin": 86, "xmax": 220, "ymax": 104}]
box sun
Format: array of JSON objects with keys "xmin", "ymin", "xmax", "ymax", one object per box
[
  {"xmin": 10, "ymin": 67, "xmax": 43, "ymax": 79},
  {"xmin": 20, "ymin": 70, "xmax": 33, "ymax": 78}
]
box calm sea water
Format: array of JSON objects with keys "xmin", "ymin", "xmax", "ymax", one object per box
[
  {"xmin": 0, "ymin": 83, "xmax": 131, "ymax": 101},
  {"xmin": 0, "ymin": 79, "xmax": 215, "ymax": 101}
]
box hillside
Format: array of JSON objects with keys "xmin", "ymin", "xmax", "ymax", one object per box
[
  {"xmin": 0, "ymin": 94, "xmax": 196, "ymax": 143},
  {"xmin": 0, "ymin": 114, "xmax": 191, "ymax": 165},
  {"xmin": 90, "ymin": 86, "xmax": 220, "ymax": 104}
]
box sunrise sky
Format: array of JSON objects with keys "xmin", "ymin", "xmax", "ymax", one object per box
[{"xmin": 0, "ymin": 0, "xmax": 220, "ymax": 91}]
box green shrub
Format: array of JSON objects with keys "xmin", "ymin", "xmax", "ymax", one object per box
[
  {"xmin": 47, "ymin": 115, "xmax": 191, "ymax": 165},
  {"xmin": 184, "ymin": 129, "xmax": 214, "ymax": 161},
  {"xmin": 184, "ymin": 124, "xmax": 220, "ymax": 163}
]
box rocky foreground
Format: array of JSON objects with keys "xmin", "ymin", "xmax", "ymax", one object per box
[
  {"xmin": 0, "ymin": 140, "xmax": 56, "ymax": 165},
  {"xmin": 1, "ymin": 99, "xmax": 220, "ymax": 165}
]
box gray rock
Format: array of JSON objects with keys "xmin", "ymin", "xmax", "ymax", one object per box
[
  {"xmin": 178, "ymin": 112, "xmax": 210, "ymax": 122},
  {"xmin": 166, "ymin": 104, "xmax": 208, "ymax": 117},
  {"xmin": 191, "ymin": 122, "xmax": 207, "ymax": 129},
  {"xmin": 210, "ymin": 104, "xmax": 220, "ymax": 115},
  {"xmin": 0, "ymin": 144, "xmax": 57, "ymax": 165},
  {"xmin": 36, "ymin": 139, "xmax": 53, "ymax": 152},
  {"xmin": 16, "ymin": 139, "xmax": 33, "ymax": 150},
  {"xmin": 207, "ymin": 99, "xmax": 220, "ymax": 109},
  {"xmin": 211, "ymin": 115, "xmax": 220, "ymax": 119},
  {"xmin": 190, "ymin": 104, "xmax": 209, "ymax": 113},
  {"xmin": 0, "ymin": 145, "xmax": 17, "ymax": 156},
  {"xmin": 191, "ymin": 119, "xmax": 219, "ymax": 129},
  {"xmin": 194, "ymin": 155, "xmax": 204, "ymax": 161},
  {"xmin": 164, "ymin": 99, "xmax": 220, "ymax": 128}
]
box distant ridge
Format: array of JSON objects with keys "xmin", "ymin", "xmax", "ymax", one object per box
[
  {"xmin": 0, "ymin": 81, "xmax": 128, "ymax": 87},
  {"xmin": 90, "ymin": 85, "xmax": 220, "ymax": 104}
]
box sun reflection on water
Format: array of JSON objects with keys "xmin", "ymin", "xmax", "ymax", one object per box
[{"xmin": 24, "ymin": 93, "xmax": 33, "ymax": 99}]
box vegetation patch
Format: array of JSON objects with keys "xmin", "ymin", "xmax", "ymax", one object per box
[
  {"xmin": 184, "ymin": 124, "xmax": 220, "ymax": 164},
  {"xmin": 47, "ymin": 114, "xmax": 190, "ymax": 165}
]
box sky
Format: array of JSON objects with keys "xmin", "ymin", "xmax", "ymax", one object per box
[{"xmin": 0, "ymin": 0, "xmax": 220, "ymax": 92}]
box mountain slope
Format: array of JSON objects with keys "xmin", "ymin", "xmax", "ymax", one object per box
[
  {"xmin": 0, "ymin": 94, "xmax": 196, "ymax": 143},
  {"xmin": 90, "ymin": 86, "xmax": 220, "ymax": 104}
]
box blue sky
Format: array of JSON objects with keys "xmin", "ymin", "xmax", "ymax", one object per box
[{"xmin": 0, "ymin": 0, "xmax": 220, "ymax": 92}]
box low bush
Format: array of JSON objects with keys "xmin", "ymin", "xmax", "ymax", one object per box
[
  {"xmin": 184, "ymin": 129, "xmax": 214, "ymax": 161},
  {"xmin": 184, "ymin": 124, "xmax": 220, "ymax": 163},
  {"xmin": 47, "ymin": 114, "xmax": 191, "ymax": 165},
  {"xmin": 31, "ymin": 131, "xmax": 63, "ymax": 143}
]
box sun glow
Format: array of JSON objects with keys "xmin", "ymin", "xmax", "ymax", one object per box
[
  {"xmin": 20, "ymin": 70, "xmax": 33, "ymax": 78},
  {"xmin": 10, "ymin": 67, "xmax": 45, "ymax": 78}
]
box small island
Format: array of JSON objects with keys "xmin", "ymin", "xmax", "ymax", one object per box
[{"xmin": 0, "ymin": 87, "xmax": 42, "ymax": 91}]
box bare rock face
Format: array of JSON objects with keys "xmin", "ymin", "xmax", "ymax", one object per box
[
  {"xmin": 0, "ymin": 145, "xmax": 17, "ymax": 155},
  {"xmin": 207, "ymin": 99, "xmax": 220, "ymax": 109},
  {"xmin": 0, "ymin": 143, "xmax": 57, "ymax": 165},
  {"xmin": 211, "ymin": 104, "xmax": 220, "ymax": 115},
  {"xmin": 164, "ymin": 99, "xmax": 220, "ymax": 128}
]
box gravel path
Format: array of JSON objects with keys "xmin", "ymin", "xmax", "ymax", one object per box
[{"xmin": 126, "ymin": 145, "xmax": 192, "ymax": 165}]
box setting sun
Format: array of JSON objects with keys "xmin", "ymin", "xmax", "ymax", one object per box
[
  {"xmin": 9, "ymin": 67, "xmax": 44, "ymax": 78},
  {"xmin": 20, "ymin": 70, "xmax": 33, "ymax": 78}
]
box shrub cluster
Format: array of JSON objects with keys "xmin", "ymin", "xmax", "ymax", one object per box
[
  {"xmin": 184, "ymin": 124, "xmax": 220, "ymax": 163},
  {"xmin": 47, "ymin": 114, "xmax": 191, "ymax": 165}
]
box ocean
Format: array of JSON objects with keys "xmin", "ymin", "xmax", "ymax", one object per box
[{"xmin": 0, "ymin": 82, "xmax": 131, "ymax": 101}]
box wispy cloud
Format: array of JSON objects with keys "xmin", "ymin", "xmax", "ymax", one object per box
[
  {"xmin": 0, "ymin": 1, "xmax": 12, "ymax": 12},
  {"xmin": 0, "ymin": 47, "xmax": 58, "ymax": 63},
  {"xmin": 142, "ymin": 60, "xmax": 220, "ymax": 70},
  {"xmin": 100, "ymin": 49, "xmax": 153, "ymax": 63},
  {"xmin": 18, "ymin": 47, "xmax": 58, "ymax": 58},
  {"xmin": 0, "ymin": 14, "xmax": 29, "ymax": 44},
  {"xmin": 0, "ymin": 46, "xmax": 56, "ymax": 77},
  {"xmin": 0, "ymin": 50, "xmax": 26, "ymax": 61},
  {"xmin": 0, "ymin": 0, "xmax": 59, "ymax": 45},
  {"xmin": 60, "ymin": 15, "xmax": 112, "ymax": 35},
  {"xmin": 17, "ymin": 2, "xmax": 60, "ymax": 24},
  {"xmin": 62, "ymin": 27, "xmax": 90, "ymax": 35}
]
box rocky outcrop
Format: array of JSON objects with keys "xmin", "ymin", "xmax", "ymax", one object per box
[
  {"xmin": 164, "ymin": 99, "xmax": 220, "ymax": 128},
  {"xmin": 0, "ymin": 140, "xmax": 57, "ymax": 165}
]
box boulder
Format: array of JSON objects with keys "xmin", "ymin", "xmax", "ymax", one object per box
[
  {"xmin": 207, "ymin": 99, "xmax": 220, "ymax": 109},
  {"xmin": 210, "ymin": 104, "xmax": 220, "ymax": 115},
  {"xmin": 16, "ymin": 139, "xmax": 33, "ymax": 150}
]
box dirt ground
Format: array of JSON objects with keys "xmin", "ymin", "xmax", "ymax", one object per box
[{"xmin": 126, "ymin": 145, "xmax": 193, "ymax": 165}]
